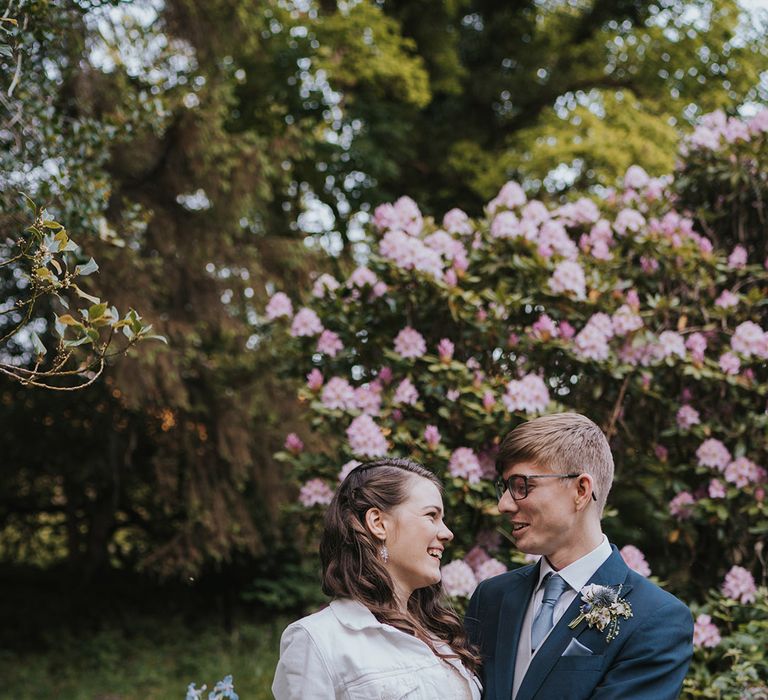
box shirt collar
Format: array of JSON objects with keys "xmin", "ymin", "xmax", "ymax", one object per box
[
  {"xmin": 329, "ymin": 598, "xmax": 383, "ymax": 631},
  {"xmin": 536, "ymin": 534, "xmax": 612, "ymax": 594}
]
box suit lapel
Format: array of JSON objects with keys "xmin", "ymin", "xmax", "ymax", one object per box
[
  {"xmin": 495, "ymin": 562, "xmax": 540, "ymax": 700},
  {"xmin": 515, "ymin": 547, "xmax": 631, "ymax": 700}
]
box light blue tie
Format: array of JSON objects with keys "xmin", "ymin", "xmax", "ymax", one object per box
[{"xmin": 531, "ymin": 573, "xmax": 569, "ymax": 652}]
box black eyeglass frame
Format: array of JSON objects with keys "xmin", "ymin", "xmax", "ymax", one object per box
[{"xmin": 494, "ymin": 473, "xmax": 598, "ymax": 502}]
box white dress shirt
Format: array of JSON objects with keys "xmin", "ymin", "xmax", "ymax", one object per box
[
  {"xmin": 273, "ymin": 598, "xmax": 482, "ymax": 700},
  {"xmin": 512, "ymin": 535, "xmax": 612, "ymax": 699}
]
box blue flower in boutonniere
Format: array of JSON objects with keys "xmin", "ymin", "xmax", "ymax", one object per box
[{"xmin": 568, "ymin": 584, "xmax": 633, "ymax": 642}]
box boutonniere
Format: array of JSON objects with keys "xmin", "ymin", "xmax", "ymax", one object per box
[{"xmin": 568, "ymin": 583, "xmax": 632, "ymax": 642}]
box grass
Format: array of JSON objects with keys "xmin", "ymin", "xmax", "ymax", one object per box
[{"xmin": 0, "ymin": 614, "xmax": 287, "ymax": 699}]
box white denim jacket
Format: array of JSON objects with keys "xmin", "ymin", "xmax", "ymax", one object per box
[{"xmin": 272, "ymin": 598, "xmax": 482, "ymax": 700}]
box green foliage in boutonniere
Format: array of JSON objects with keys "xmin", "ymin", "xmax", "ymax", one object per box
[{"xmin": 568, "ymin": 584, "xmax": 633, "ymax": 642}]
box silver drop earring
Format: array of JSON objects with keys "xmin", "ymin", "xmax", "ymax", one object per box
[{"xmin": 380, "ymin": 544, "xmax": 389, "ymax": 563}]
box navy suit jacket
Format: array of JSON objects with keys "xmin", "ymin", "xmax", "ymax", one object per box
[{"xmin": 465, "ymin": 546, "xmax": 694, "ymax": 700}]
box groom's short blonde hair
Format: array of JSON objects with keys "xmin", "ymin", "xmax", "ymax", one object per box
[{"xmin": 496, "ymin": 412, "xmax": 614, "ymax": 516}]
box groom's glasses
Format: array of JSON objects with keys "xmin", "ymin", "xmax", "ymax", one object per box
[{"xmin": 494, "ymin": 473, "xmax": 598, "ymax": 502}]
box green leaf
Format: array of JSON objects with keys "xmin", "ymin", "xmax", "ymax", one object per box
[
  {"xmin": 88, "ymin": 303, "xmax": 108, "ymax": 321},
  {"xmin": 30, "ymin": 331, "xmax": 47, "ymax": 357},
  {"xmin": 72, "ymin": 285, "xmax": 100, "ymax": 304},
  {"xmin": 63, "ymin": 335, "xmax": 93, "ymax": 348},
  {"xmin": 75, "ymin": 258, "xmax": 99, "ymax": 276}
]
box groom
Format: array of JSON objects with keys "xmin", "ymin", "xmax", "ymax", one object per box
[{"xmin": 466, "ymin": 412, "xmax": 693, "ymax": 700}]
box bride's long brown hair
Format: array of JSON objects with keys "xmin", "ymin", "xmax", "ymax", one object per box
[{"xmin": 320, "ymin": 457, "xmax": 480, "ymax": 675}]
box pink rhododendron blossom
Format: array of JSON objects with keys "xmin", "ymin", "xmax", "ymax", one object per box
[
  {"xmin": 719, "ymin": 352, "xmax": 741, "ymax": 375},
  {"xmin": 503, "ymin": 374, "xmax": 550, "ymax": 414},
  {"xmin": 394, "ymin": 326, "xmax": 427, "ymax": 359},
  {"xmin": 548, "ymin": 260, "xmax": 586, "ymax": 299},
  {"xmin": 477, "ymin": 450, "xmax": 498, "ymax": 479},
  {"xmin": 531, "ymin": 314, "xmax": 559, "ymax": 341},
  {"xmin": 284, "ymin": 432, "xmax": 304, "ymax": 455},
  {"xmin": 624, "ymin": 165, "xmax": 650, "ymax": 190},
  {"xmin": 721, "ymin": 566, "xmax": 757, "ymax": 604},
  {"xmin": 619, "ymin": 545, "xmax": 651, "ymax": 577},
  {"xmin": 424, "ymin": 231, "xmax": 469, "ymax": 268},
  {"xmin": 438, "ymin": 338, "xmax": 455, "ymax": 363},
  {"xmin": 391, "ymin": 195, "xmax": 423, "ymax": 235},
  {"xmin": 693, "ymin": 614, "xmax": 721, "ymax": 648},
  {"xmin": 725, "ymin": 116, "xmax": 750, "ymax": 143},
  {"xmin": 424, "ymin": 425, "xmax": 441, "ymax": 449},
  {"xmin": 655, "ymin": 444, "xmax": 668, "ymax": 462},
  {"xmin": 338, "ymin": 460, "xmax": 362, "ymax": 482},
  {"xmin": 614, "ymin": 208, "xmax": 646, "ymax": 235},
  {"xmin": 715, "ymin": 290, "xmax": 739, "ymax": 309},
  {"xmin": 290, "ymin": 307, "xmax": 323, "ymax": 337},
  {"xmin": 312, "ymin": 273, "xmax": 340, "ymax": 298},
  {"xmin": 347, "ymin": 266, "xmax": 378, "ymax": 288},
  {"xmin": 589, "ymin": 218, "xmax": 614, "ymax": 243},
  {"xmin": 488, "ymin": 181, "xmax": 526, "ymax": 213},
  {"xmin": 676, "ymin": 405, "xmax": 701, "ymax": 430},
  {"xmin": 748, "ymin": 108, "xmax": 768, "ymax": 134},
  {"xmin": 483, "ymin": 391, "xmax": 496, "ymax": 412},
  {"xmin": 640, "ymin": 256, "xmax": 659, "ymax": 274},
  {"xmin": 464, "ymin": 546, "xmax": 490, "ymax": 572},
  {"xmin": 306, "ymin": 368, "xmax": 324, "ymax": 391},
  {"xmin": 448, "ymin": 447, "xmax": 483, "ymax": 483},
  {"xmin": 372, "ymin": 281, "xmax": 388, "ymax": 298},
  {"xmin": 443, "ymin": 268, "xmax": 458, "ymax": 286},
  {"xmin": 299, "ymin": 479, "xmax": 334, "ymax": 507},
  {"xmin": 379, "ymin": 230, "xmax": 444, "ymax": 279},
  {"xmin": 669, "ymin": 491, "xmax": 696, "ymax": 519},
  {"xmin": 265, "ymin": 291, "xmax": 293, "ymax": 320},
  {"xmin": 708, "ymin": 479, "xmax": 726, "ymax": 498},
  {"xmin": 490, "ymin": 211, "xmax": 521, "ymax": 239},
  {"xmin": 320, "ymin": 380, "xmax": 355, "ymax": 414},
  {"xmin": 696, "ymin": 439, "xmax": 732, "ymax": 471},
  {"xmin": 686, "ymin": 333, "xmax": 708, "ymax": 363},
  {"xmin": 574, "ymin": 314, "xmax": 613, "ymax": 361},
  {"xmin": 658, "ymin": 331, "xmax": 686, "ymax": 360},
  {"xmin": 321, "ymin": 377, "xmax": 357, "ymax": 411},
  {"xmin": 378, "ymin": 366, "xmax": 393, "ymax": 384},
  {"xmin": 372, "ymin": 202, "xmax": 399, "ymax": 231},
  {"xmin": 556, "ymin": 197, "xmax": 600, "ymax": 225},
  {"xmin": 440, "ymin": 560, "xmax": 477, "ymax": 598},
  {"xmin": 589, "ymin": 239, "xmax": 613, "ymax": 261},
  {"xmin": 732, "ymin": 322, "xmax": 768, "ymax": 358},
  {"xmin": 393, "ymin": 378, "xmax": 419, "ymax": 406},
  {"xmin": 612, "ymin": 305, "xmax": 643, "ymax": 336},
  {"xmin": 522, "ymin": 200, "xmax": 550, "ymax": 224},
  {"xmin": 725, "ymin": 457, "xmax": 764, "ymax": 487},
  {"xmin": 476, "ymin": 558, "xmax": 508, "ymax": 582},
  {"xmin": 626, "ymin": 289, "xmax": 640, "ymax": 308},
  {"xmin": 446, "ymin": 389, "xmax": 460, "ymax": 402},
  {"xmin": 728, "ymin": 244, "xmax": 748, "ymax": 269},
  {"xmin": 537, "ymin": 220, "xmax": 578, "ymax": 259},
  {"xmin": 590, "ymin": 313, "xmax": 614, "ymax": 338},
  {"xmin": 559, "ymin": 321, "xmax": 575, "ymax": 340},
  {"xmin": 443, "ymin": 208, "xmax": 473, "ymax": 235},
  {"xmin": 346, "ymin": 415, "xmax": 388, "ymax": 457},
  {"xmin": 354, "ymin": 384, "xmax": 382, "ymax": 416},
  {"xmin": 317, "ymin": 329, "xmax": 344, "ymax": 357}
]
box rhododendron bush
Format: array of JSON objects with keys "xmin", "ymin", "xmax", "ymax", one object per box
[{"xmin": 262, "ymin": 110, "xmax": 768, "ymax": 694}]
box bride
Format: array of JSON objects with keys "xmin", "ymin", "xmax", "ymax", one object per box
[{"xmin": 272, "ymin": 457, "xmax": 481, "ymax": 699}]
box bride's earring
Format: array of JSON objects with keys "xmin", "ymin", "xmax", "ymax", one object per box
[{"xmin": 380, "ymin": 544, "xmax": 389, "ymax": 563}]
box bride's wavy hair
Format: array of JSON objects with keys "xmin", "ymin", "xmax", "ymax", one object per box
[{"xmin": 320, "ymin": 457, "xmax": 480, "ymax": 675}]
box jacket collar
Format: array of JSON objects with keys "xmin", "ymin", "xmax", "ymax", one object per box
[
  {"xmin": 495, "ymin": 562, "xmax": 541, "ymax": 700},
  {"xmin": 329, "ymin": 598, "xmax": 382, "ymax": 631}
]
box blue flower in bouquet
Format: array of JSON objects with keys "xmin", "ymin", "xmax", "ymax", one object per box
[{"xmin": 185, "ymin": 675, "xmax": 238, "ymax": 700}]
